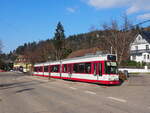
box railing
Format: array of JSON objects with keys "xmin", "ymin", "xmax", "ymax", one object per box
[{"xmin": 130, "ymin": 49, "xmax": 150, "ymax": 54}]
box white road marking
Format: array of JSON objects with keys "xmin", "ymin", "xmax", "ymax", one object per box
[
  {"xmin": 107, "ymin": 97, "xmax": 127, "ymax": 103},
  {"xmin": 27, "ymin": 77, "xmax": 49, "ymax": 82},
  {"xmin": 85, "ymin": 91, "xmax": 96, "ymax": 95},
  {"xmin": 69, "ymin": 87, "xmax": 77, "ymax": 90},
  {"xmin": 16, "ymin": 78, "xmax": 23, "ymax": 80},
  {"xmin": 12, "ymin": 78, "xmax": 22, "ymax": 81},
  {"xmin": 13, "ymin": 78, "xmax": 16, "ymax": 81},
  {"xmin": 40, "ymin": 84, "xmax": 55, "ymax": 89}
]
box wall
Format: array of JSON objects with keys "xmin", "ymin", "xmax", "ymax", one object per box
[
  {"xmin": 119, "ymin": 67, "xmax": 150, "ymax": 73},
  {"xmin": 130, "ymin": 34, "xmax": 149, "ymax": 51}
]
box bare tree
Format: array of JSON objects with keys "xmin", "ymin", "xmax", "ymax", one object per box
[
  {"xmin": 0, "ymin": 40, "xmax": 3, "ymax": 54},
  {"xmin": 101, "ymin": 16, "xmax": 135, "ymax": 65},
  {"xmin": 23, "ymin": 41, "xmax": 54, "ymax": 64}
]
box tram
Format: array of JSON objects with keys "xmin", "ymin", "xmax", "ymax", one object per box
[{"xmin": 33, "ymin": 54, "xmax": 120, "ymax": 85}]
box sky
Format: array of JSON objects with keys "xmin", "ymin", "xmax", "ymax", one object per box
[{"xmin": 0, "ymin": 0, "xmax": 150, "ymax": 53}]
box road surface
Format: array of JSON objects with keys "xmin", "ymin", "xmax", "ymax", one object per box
[{"xmin": 0, "ymin": 72, "xmax": 150, "ymax": 113}]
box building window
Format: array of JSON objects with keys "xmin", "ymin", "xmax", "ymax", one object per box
[
  {"xmin": 144, "ymin": 55, "xmax": 146, "ymax": 59},
  {"xmin": 146, "ymin": 45, "xmax": 149, "ymax": 50},
  {"xmin": 138, "ymin": 36, "xmax": 141, "ymax": 40},
  {"xmin": 135, "ymin": 46, "xmax": 138, "ymax": 50},
  {"xmin": 148, "ymin": 55, "xmax": 150, "ymax": 59},
  {"xmin": 133, "ymin": 56, "xmax": 136, "ymax": 60}
]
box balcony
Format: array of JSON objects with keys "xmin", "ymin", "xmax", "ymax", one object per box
[{"xmin": 130, "ymin": 49, "xmax": 150, "ymax": 55}]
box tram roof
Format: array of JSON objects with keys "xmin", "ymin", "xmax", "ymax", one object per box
[
  {"xmin": 62, "ymin": 54, "xmax": 115, "ymax": 63},
  {"xmin": 34, "ymin": 54, "xmax": 116, "ymax": 66}
]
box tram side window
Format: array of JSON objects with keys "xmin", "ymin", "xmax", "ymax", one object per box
[
  {"xmin": 73, "ymin": 63, "xmax": 91, "ymax": 73},
  {"xmin": 105, "ymin": 62, "xmax": 117, "ymax": 74},
  {"xmin": 98, "ymin": 63, "xmax": 102, "ymax": 75},
  {"xmin": 37, "ymin": 67, "xmax": 39, "ymax": 72},
  {"xmin": 68, "ymin": 64, "xmax": 72, "ymax": 73},
  {"xmin": 51, "ymin": 65, "xmax": 59, "ymax": 72},
  {"xmin": 34, "ymin": 67, "xmax": 37, "ymax": 72},
  {"xmin": 38, "ymin": 67, "xmax": 43, "ymax": 72},
  {"xmin": 44, "ymin": 66, "xmax": 48, "ymax": 72},
  {"xmin": 93, "ymin": 63, "xmax": 97, "ymax": 75},
  {"xmin": 73, "ymin": 64, "xmax": 78, "ymax": 73},
  {"xmin": 85, "ymin": 63, "xmax": 91, "ymax": 74},
  {"xmin": 78, "ymin": 63, "xmax": 85, "ymax": 73},
  {"xmin": 40, "ymin": 67, "xmax": 43, "ymax": 72},
  {"xmin": 63, "ymin": 64, "xmax": 67, "ymax": 73}
]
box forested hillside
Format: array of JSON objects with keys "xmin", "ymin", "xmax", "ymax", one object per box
[
  {"xmin": 13, "ymin": 28, "xmax": 138, "ymax": 65},
  {"xmin": 8, "ymin": 19, "xmax": 149, "ymax": 65}
]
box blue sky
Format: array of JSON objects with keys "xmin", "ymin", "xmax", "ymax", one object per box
[{"xmin": 0, "ymin": 0, "xmax": 150, "ymax": 53}]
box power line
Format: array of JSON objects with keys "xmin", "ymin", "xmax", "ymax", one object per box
[
  {"xmin": 131, "ymin": 20, "xmax": 150, "ymax": 29},
  {"xmin": 122, "ymin": 19, "xmax": 150, "ymax": 31},
  {"xmin": 136, "ymin": 20, "xmax": 150, "ymax": 26}
]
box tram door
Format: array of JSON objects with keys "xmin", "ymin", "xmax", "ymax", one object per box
[
  {"xmin": 94, "ymin": 63, "xmax": 102, "ymax": 80},
  {"xmin": 48, "ymin": 66, "xmax": 51, "ymax": 79},
  {"xmin": 68, "ymin": 64, "xmax": 72, "ymax": 78}
]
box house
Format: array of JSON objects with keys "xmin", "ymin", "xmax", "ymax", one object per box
[
  {"xmin": 13, "ymin": 55, "xmax": 32, "ymax": 72},
  {"xmin": 130, "ymin": 31, "xmax": 150, "ymax": 63}
]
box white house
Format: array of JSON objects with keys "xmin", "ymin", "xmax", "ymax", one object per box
[{"xmin": 130, "ymin": 31, "xmax": 150, "ymax": 63}]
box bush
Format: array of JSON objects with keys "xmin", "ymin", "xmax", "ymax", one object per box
[
  {"xmin": 119, "ymin": 71, "xmax": 127, "ymax": 81},
  {"xmin": 120, "ymin": 60, "xmax": 146, "ymax": 68}
]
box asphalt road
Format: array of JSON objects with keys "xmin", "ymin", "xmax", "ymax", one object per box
[{"xmin": 0, "ymin": 72, "xmax": 150, "ymax": 113}]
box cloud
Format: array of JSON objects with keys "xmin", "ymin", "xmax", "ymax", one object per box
[
  {"xmin": 66, "ymin": 7, "xmax": 76, "ymax": 13},
  {"xmin": 137, "ymin": 13, "xmax": 150, "ymax": 20},
  {"xmin": 126, "ymin": 0, "xmax": 150, "ymax": 14},
  {"xmin": 87, "ymin": 0, "xmax": 129, "ymax": 9},
  {"xmin": 85, "ymin": 0, "xmax": 150, "ymax": 14}
]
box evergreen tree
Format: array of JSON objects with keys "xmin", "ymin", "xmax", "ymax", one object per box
[{"xmin": 53, "ymin": 22, "xmax": 66, "ymax": 60}]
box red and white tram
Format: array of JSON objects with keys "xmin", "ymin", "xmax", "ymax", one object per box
[{"xmin": 33, "ymin": 54, "xmax": 120, "ymax": 85}]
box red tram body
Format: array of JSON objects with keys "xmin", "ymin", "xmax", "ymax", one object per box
[{"xmin": 33, "ymin": 54, "xmax": 120, "ymax": 85}]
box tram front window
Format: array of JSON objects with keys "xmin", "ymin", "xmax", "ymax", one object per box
[{"xmin": 105, "ymin": 62, "xmax": 117, "ymax": 74}]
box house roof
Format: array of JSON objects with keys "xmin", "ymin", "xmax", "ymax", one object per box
[
  {"xmin": 15, "ymin": 55, "xmax": 30, "ymax": 63},
  {"xmin": 140, "ymin": 31, "xmax": 150, "ymax": 43},
  {"xmin": 67, "ymin": 47, "xmax": 103, "ymax": 58}
]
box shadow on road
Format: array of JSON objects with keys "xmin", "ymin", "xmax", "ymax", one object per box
[
  {"xmin": 15, "ymin": 88, "xmax": 35, "ymax": 93},
  {"xmin": 0, "ymin": 81, "xmax": 45, "ymax": 90}
]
